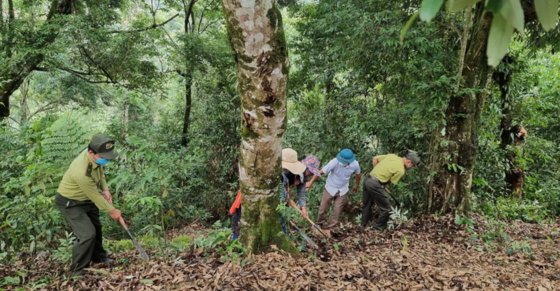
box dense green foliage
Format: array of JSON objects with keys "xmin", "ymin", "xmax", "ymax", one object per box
[{"xmin": 1, "ymin": 0, "xmax": 559, "ymax": 261}]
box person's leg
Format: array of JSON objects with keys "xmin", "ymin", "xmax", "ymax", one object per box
[
  {"xmin": 87, "ymin": 204, "xmax": 109, "ymax": 262},
  {"xmin": 361, "ymin": 176, "xmax": 376, "ymax": 226},
  {"xmin": 55, "ymin": 196, "xmax": 97, "ymax": 273},
  {"xmin": 372, "ymin": 184, "xmax": 392, "ymax": 229},
  {"xmin": 326, "ymin": 192, "xmax": 347, "ymax": 228},
  {"xmin": 316, "ymin": 188, "xmax": 334, "ymax": 226}
]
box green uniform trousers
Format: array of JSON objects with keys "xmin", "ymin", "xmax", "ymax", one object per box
[
  {"xmin": 55, "ymin": 193, "xmax": 109, "ymax": 272},
  {"xmin": 362, "ymin": 175, "xmax": 391, "ymax": 228}
]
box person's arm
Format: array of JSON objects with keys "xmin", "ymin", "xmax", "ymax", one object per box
[
  {"xmin": 305, "ymin": 169, "xmax": 324, "ymax": 191},
  {"xmin": 280, "ymin": 174, "xmax": 289, "ymax": 202},
  {"xmin": 73, "ymin": 173, "xmax": 115, "ymax": 212},
  {"xmin": 390, "ymin": 171, "xmax": 405, "ymax": 185},
  {"xmin": 353, "ymin": 173, "xmax": 362, "ymax": 192},
  {"xmin": 296, "ymin": 183, "xmax": 309, "ymax": 218},
  {"xmin": 100, "ymin": 172, "xmax": 113, "ymax": 203},
  {"xmin": 372, "ymin": 156, "xmax": 379, "ymax": 168}
]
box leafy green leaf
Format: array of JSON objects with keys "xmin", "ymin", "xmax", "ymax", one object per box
[
  {"xmin": 140, "ymin": 279, "xmax": 154, "ymax": 284},
  {"xmin": 487, "ymin": 14, "xmax": 514, "ymax": 67},
  {"xmin": 535, "ymin": 0, "xmax": 559, "ymax": 31},
  {"xmin": 420, "ymin": 0, "xmax": 445, "ymax": 21},
  {"xmin": 400, "ymin": 11, "xmax": 420, "ymax": 45},
  {"xmin": 485, "ymin": 0, "xmax": 505, "ymax": 13},
  {"xmin": 447, "ymin": 0, "xmax": 483, "ymax": 11},
  {"xmin": 499, "ymin": 0, "xmax": 525, "ymax": 33},
  {"xmin": 3, "ymin": 276, "xmax": 20, "ymax": 285}
]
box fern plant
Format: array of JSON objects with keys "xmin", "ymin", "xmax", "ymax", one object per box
[
  {"xmin": 38, "ymin": 111, "xmax": 99, "ymax": 194},
  {"xmin": 42, "ymin": 111, "xmax": 95, "ymax": 164}
]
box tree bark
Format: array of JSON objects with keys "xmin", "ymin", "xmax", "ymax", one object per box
[
  {"xmin": 494, "ymin": 55, "xmax": 525, "ymax": 198},
  {"xmin": 180, "ymin": 0, "xmax": 196, "ymax": 147},
  {"xmin": 0, "ymin": 0, "xmax": 74, "ymax": 123},
  {"xmin": 222, "ymin": 0, "xmax": 297, "ymax": 254},
  {"xmin": 181, "ymin": 73, "xmax": 193, "ymax": 146},
  {"xmin": 428, "ymin": 5, "xmax": 493, "ymax": 214}
]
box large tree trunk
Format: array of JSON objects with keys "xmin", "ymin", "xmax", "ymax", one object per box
[
  {"xmin": 222, "ymin": 0, "xmax": 297, "ymax": 254},
  {"xmin": 428, "ymin": 5, "xmax": 493, "ymax": 214},
  {"xmin": 0, "ymin": 0, "xmax": 74, "ymax": 123}
]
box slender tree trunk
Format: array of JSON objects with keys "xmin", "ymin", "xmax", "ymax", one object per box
[
  {"xmin": 19, "ymin": 78, "xmax": 30, "ymax": 123},
  {"xmin": 180, "ymin": 0, "xmax": 196, "ymax": 147},
  {"xmin": 494, "ymin": 55, "xmax": 525, "ymax": 198},
  {"xmin": 0, "ymin": 0, "xmax": 74, "ymax": 123},
  {"xmin": 123, "ymin": 101, "xmax": 129, "ymax": 141},
  {"xmin": 181, "ymin": 72, "xmax": 193, "ymax": 146},
  {"xmin": 428, "ymin": 5, "xmax": 493, "ymax": 214},
  {"xmin": 222, "ymin": 0, "xmax": 297, "ymax": 254}
]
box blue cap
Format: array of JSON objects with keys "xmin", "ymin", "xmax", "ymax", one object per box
[{"xmin": 336, "ymin": 148, "xmax": 355, "ymax": 165}]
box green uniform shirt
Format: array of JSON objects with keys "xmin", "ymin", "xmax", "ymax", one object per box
[
  {"xmin": 57, "ymin": 149, "xmax": 115, "ymax": 212},
  {"xmin": 370, "ymin": 154, "xmax": 405, "ymax": 185}
]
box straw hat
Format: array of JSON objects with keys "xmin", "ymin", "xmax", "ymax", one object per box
[{"xmin": 282, "ymin": 148, "xmax": 306, "ymax": 174}]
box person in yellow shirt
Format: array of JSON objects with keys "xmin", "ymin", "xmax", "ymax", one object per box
[
  {"xmin": 361, "ymin": 150, "xmax": 420, "ymax": 230},
  {"xmin": 54, "ymin": 134, "xmax": 122, "ymax": 276}
]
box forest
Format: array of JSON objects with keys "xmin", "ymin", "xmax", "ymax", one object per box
[{"xmin": 1, "ymin": 0, "xmax": 559, "ymax": 290}]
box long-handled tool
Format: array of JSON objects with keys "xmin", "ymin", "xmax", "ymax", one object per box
[
  {"xmin": 289, "ymin": 221, "xmax": 317, "ymax": 248},
  {"xmin": 288, "ymin": 200, "xmax": 330, "ymax": 240},
  {"xmin": 119, "ymin": 218, "xmax": 149, "ymax": 262},
  {"xmin": 384, "ymin": 187, "xmax": 403, "ymax": 207}
]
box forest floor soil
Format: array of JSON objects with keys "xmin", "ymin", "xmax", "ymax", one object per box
[{"xmin": 2, "ymin": 214, "xmax": 560, "ymax": 290}]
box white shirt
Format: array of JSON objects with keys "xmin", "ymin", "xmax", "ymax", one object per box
[{"xmin": 322, "ymin": 158, "xmax": 361, "ymax": 196}]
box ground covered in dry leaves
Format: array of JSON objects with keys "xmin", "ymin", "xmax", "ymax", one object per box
[{"xmin": 2, "ymin": 214, "xmax": 560, "ymax": 290}]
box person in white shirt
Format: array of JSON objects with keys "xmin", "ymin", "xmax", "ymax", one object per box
[{"xmin": 306, "ymin": 149, "xmax": 362, "ymax": 229}]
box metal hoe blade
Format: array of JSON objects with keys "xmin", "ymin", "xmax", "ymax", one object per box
[
  {"xmin": 126, "ymin": 229, "xmax": 149, "ymax": 262},
  {"xmin": 290, "ymin": 221, "xmax": 317, "ymax": 247}
]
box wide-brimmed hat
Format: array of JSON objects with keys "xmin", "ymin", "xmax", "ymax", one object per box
[
  {"xmin": 89, "ymin": 134, "xmax": 119, "ymax": 159},
  {"xmin": 301, "ymin": 155, "xmax": 321, "ymax": 176},
  {"xmin": 406, "ymin": 150, "xmax": 420, "ymax": 165},
  {"xmin": 282, "ymin": 148, "xmax": 306, "ymax": 174},
  {"xmin": 336, "ymin": 148, "xmax": 355, "ymax": 165}
]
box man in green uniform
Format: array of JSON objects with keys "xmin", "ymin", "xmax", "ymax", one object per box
[
  {"xmin": 54, "ymin": 134, "xmax": 122, "ymax": 276},
  {"xmin": 361, "ymin": 150, "xmax": 420, "ymax": 230}
]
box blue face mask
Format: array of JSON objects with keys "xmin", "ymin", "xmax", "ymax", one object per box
[
  {"xmin": 95, "ymin": 158, "xmax": 109, "ymax": 165},
  {"xmin": 406, "ymin": 164, "xmax": 412, "ymax": 169}
]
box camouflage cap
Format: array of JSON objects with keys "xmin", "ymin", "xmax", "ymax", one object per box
[
  {"xmin": 89, "ymin": 134, "xmax": 118, "ymax": 159},
  {"xmin": 406, "ymin": 150, "xmax": 420, "ymax": 165}
]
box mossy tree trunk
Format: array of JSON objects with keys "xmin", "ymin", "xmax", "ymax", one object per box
[
  {"xmin": 221, "ymin": 0, "xmax": 297, "ymax": 254},
  {"xmin": 427, "ymin": 2, "xmax": 538, "ymax": 214},
  {"xmin": 427, "ymin": 5, "xmax": 493, "ymax": 215}
]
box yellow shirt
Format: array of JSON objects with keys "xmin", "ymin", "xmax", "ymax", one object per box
[
  {"xmin": 370, "ymin": 154, "xmax": 405, "ymax": 185},
  {"xmin": 57, "ymin": 149, "xmax": 115, "ymax": 212}
]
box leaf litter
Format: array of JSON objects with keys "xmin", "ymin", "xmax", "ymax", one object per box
[{"xmin": 2, "ymin": 214, "xmax": 560, "ymax": 290}]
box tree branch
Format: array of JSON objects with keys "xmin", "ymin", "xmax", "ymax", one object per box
[
  {"xmin": 184, "ymin": 0, "xmax": 197, "ymax": 33},
  {"xmin": 79, "ymin": 46, "xmax": 118, "ymax": 84},
  {"xmin": 28, "ymin": 99, "xmax": 63, "ymax": 120},
  {"xmin": 108, "ymin": 13, "xmax": 179, "ymax": 34},
  {"xmin": 456, "ymin": 7, "xmax": 473, "ymax": 88}
]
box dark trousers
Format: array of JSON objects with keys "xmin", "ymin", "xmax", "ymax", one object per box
[
  {"xmin": 55, "ymin": 194, "xmax": 108, "ymax": 272},
  {"xmin": 361, "ymin": 175, "xmax": 391, "ymax": 228}
]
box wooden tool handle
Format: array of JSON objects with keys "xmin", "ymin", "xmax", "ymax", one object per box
[
  {"xmin": 118, "ymin": 217, "xmax": 128, "ymax": 231},
  {"xmin": 288, "ymin": 199, "xmax": 315, "ymax": 225}
]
